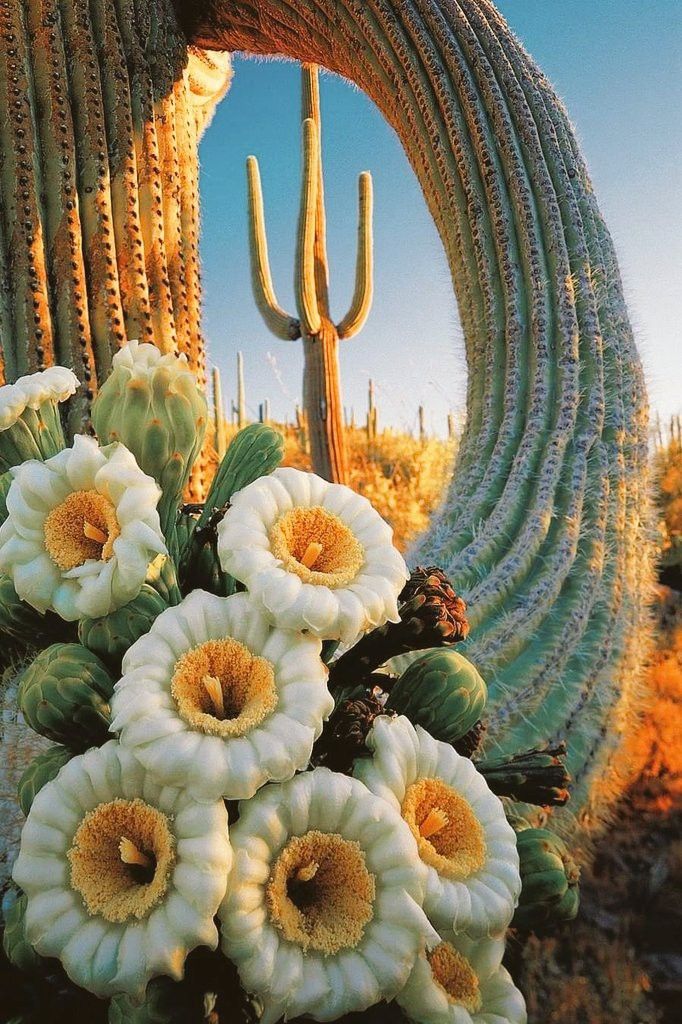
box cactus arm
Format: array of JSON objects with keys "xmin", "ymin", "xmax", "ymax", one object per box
[
  {"xmin": 337, "ymin": 171, "xmax": 374, "ymax": 340},
  {"xmin": 301, "ymin": 64, "xmax": 331, "ymax": 311},
  {"xmin": 246, "ymin": 155, "xmax": 301, "ymax": 341},
  {"xmin": 295, "ymin": 118, "xmax": 323, "ymax": 336}
]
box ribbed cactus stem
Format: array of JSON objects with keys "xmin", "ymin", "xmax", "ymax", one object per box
[
  {"xmin": 296, "ymin": 118, "xmax": 323, "ymax": 336},
  {"xmin": 0, "ymin": 1, "xmax": 231, "ymax": 442},
  {"xmin": 246, "ymin": 155, "xmax": 301, "ymax": 341},
  {"xmin": 336, "ymin": 172, "xmax": 374, "ymax": 339},
  {"xmin": 419, "ymin": 405, "xmax": 426, "ymax": 442},
  {"xmin": 184, "ymin": 0, "xmax": 652, "ymax": 849},
  {"xmin": 212, "ymin": 366, "xmax": 227, "ymax": 459}
]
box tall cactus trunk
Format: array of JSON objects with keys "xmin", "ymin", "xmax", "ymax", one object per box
[
  {"xmin": 183, "ymin": 0, "xmax": 652, "ymax": 849},
  {"xmin": 303, "ymin": 320, "xmax": 349, "ymax": 483},
  {"xmin": 0, "ymin": 0, "xmax": 230, "ymax": 491}
]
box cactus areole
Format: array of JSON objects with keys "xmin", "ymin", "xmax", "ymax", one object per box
[{"xmin": 0, "ymin": 0, "xmax": 651, "ymax": 843}]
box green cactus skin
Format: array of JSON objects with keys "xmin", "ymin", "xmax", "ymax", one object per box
[
  {"xmin": 181, "ymin": 0, "xmax": 652, "ymax": 847},
  {"xmin": 17, "ymin": 746, "xmax": 72, "ymax": 818},
  {"xmin": 246, "ymin": 65, "xmax": 373, "ymax": 484},
  {"xmin": 92, "ymin": 360, "xmax": 208, "ymax": 544},
  {"xmin": 0, "ymin": 399, "xmax": 67, "ymax": 474},
  {"xmin": 78, "ymin": 585, "xmax": 169, "ymax": 671},
  {"xmin": 0, "ymin": 574, "xmax": 73, "ymax": 652},
  {"xmin": 200, "ymin": 423, "xmax": 285, "ymax": 521},
  {"xmin": 512, "ymin": 826, "xmax": 580, "ymax": 932},
  {"xmin": 385, "ymin": 649, "xmax": 487, "ymax": 745},
  {"xmin": 2, "ymin": 890, "xmax": 43, "ymax": 974},
  {"xmin": 18, "ymin": 643, "xmax": 115, "ymax": 750},
  {"xmin": 180, "ymin": 424, "xmax": 285, "ymax": 595}
]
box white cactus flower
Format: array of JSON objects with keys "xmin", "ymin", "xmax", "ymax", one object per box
[
  {"xmin": 111, "ymin": 590, "xmax": 333, "ymax": 803},
  {"xmin": 0, "ymin": 435, "xmax": 166, "ymax": 621},
  {"xmin": 0, "ymin": 366, "xmax": 79, "ymax": 473},
  {"xmin": 0, "ymin": 366, "xmax": 79, "ymax": 431},
  {"xmin": 354, "ymin": 716, "xmax": 521, "ymax": 938},
  {"xmin": 397, "ymin": 926, "xmax": 527, "ymax": 1024},
  {"xmin": 216, "ymin": 467, "xmax": 409, "ymax": 644},
  {"xmin": 12, "ymin": 740, "xmax": 231, "ymax": 1001},
  {"xmin": 219, "ymin": 767, "xmax": 436, "ymax": 1023}
]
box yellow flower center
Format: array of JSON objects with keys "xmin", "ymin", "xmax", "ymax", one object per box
[
  {"xmin": 266, "ymin": 830, "xmax": 375, "ymax": 955},
  {"xmin": 43, "ymin": 489, "xmax": 120, "ymax": 571},
  {"xmin": 171, "ymin": 638, "xmax": 278, "ymax": 737},
  {"xmin": 270, "ymin": 506, "xmax": 365, "ymax": 588},
  {"xmin": 68, "ymin": 798, "xmax": 175, "ymax": 923},
  {"xmin": 427, "ymin": 941, "xmax": 482, "ymax": 1011},
  {"xmin": 402, "ymin": 777, "xmax": 487, "ymax": 879}
]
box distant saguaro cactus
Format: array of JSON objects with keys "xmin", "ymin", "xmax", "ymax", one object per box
[
  {"xmin": 367, "ymin": 379, "xmax": 378, "ymax": 443},
  {"xmin": 212, "ymin": 366, "xmax": 227, "ymax": 459},
  {"xmin": 246, "ymin": 64, "xmax": 374, "ymax": 483},
  {"xmin": 234, "ymin": 350, "xmax": 247, "ymax": 428}
]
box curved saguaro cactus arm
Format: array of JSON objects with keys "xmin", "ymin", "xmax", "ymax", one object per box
[
  {"xmin": 246, "ymin": 156, "xmax": 302, "ymax": 341},
  {"xmin": 182, "ymin": 0, "xmax": 651, "ymax": 844},
  {"xmin": 295, "ymin": 119, "xmax": 323, "ymax": 336},
  {"xmin": 337, "ymin": 171, "xmax": 374, "ymax": 340}
]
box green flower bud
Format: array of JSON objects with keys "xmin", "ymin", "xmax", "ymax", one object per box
[
  {"xmin": 0, "ymin": 367, "xmax": 76, "ymax": 473},
  {"xmin": 78, "ymin": 583, "xmax": 168, "ymax": 671},
  {"xmin": 18, "ymin": 643, "xmax": 115, "ymax": 750},
  {"xmin": 2, "ymin": 889, "xmax": 43, "ymax": 973},
  {"xmin": 108, "ymin": 977, "xmax": 211, "ymax": 1024},
  {"xmin": 385, "ymin": 648, "xmax": 487, "ymax": 744},
  {"xmin": 512, "ymin": 827, "xmax": 580, "ymax": 932},
  {"xmin": 0, "ymin": 573, "xmax": 71, "ymax": 648},
  {"xmin": 18, "ymin": 745, "xmax": 73, "ymax": 816},
  {"xmin": 92, "ymin": 342, "xmax": 208, "ymax": 538},
  {"xmin": 179, "ymin": 424, "xmax": 284, "ymax": 597}
]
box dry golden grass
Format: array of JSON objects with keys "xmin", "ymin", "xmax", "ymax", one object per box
[{"xmin": 215, "ymin": 423, "xmax": 456, "ymax": 553}]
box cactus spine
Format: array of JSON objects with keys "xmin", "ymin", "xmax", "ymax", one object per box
[
  {"xmin": 246, "ymin": 64, "xmax": 374, "ymax": 483},
  {"xmin": 184, "ymin": 0, "xmax": 652, "ymax": 846}
]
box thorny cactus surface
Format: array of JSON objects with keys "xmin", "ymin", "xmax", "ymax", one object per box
[
  {"xmin": 182, "ymin": 0, "xmax": 653, "ymax": 844},
  {"xmin": 0, "ymin": 0, "xmax": 653, "ymax": 852}
]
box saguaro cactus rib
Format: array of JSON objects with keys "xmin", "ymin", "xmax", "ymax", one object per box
[
  {"xmin": 0, "ymin": 0, "xmax": 230, "ymax": 408},
  {"xmin": 183, "ymin": 0, "xmax": 651, "ymax": 844},
  {"xmin": 0, "ymin": 3, "xmax": 54, "ymax": 380}
]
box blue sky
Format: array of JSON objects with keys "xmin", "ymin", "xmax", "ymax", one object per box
[{"xmin": 198, "ymin": 0, "xmax": 681, "ymax": 436}]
